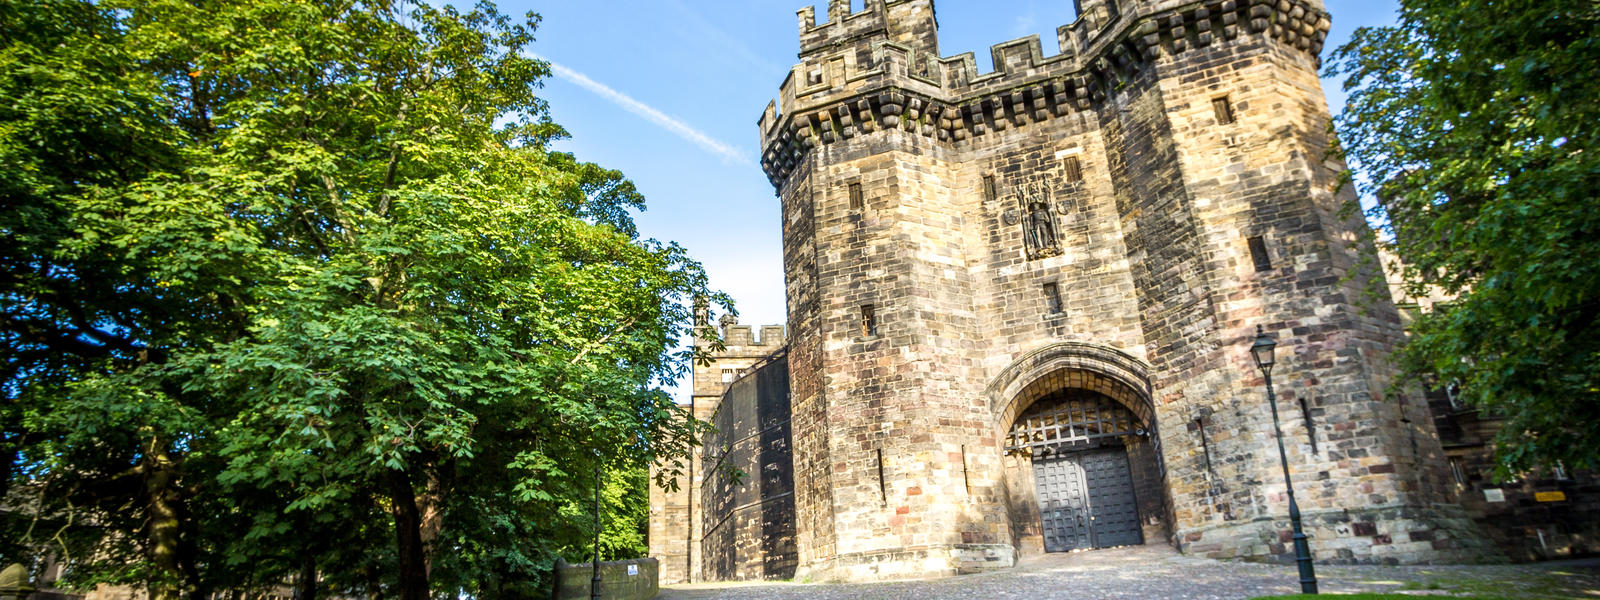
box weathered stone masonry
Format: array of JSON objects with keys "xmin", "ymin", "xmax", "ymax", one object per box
[
  {"xmin": 751, "ymin": 0, "xmax": 1496, "ymax": 581},
  {"xmin": 649, "ymin": 320, "xmax": 790, "ymax": 584},
  {"xmin": 650, "ymin": 0, "xmax": 1530, "ymax": 585},
  {"xmin": 700, "ymin": 348, "xmax": 797, "ymax": 581}
]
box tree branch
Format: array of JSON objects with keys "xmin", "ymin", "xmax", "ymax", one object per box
[{"xmin": 568, "ymin": 317, "xmax": 637, "ymax": 366}]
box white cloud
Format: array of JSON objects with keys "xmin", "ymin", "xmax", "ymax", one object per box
[{"xmin": 540, "ymin": 58, "xmax": 753, "ymax": 166}]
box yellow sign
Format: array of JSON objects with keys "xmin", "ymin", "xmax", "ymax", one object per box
[{"xmin": 1535, "ymin": 491, "xmax": 1568, "ymax": 502}]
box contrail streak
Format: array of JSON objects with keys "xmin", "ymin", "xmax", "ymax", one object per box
[{"xmin": 542, "ymin": 59, "xmax": 752, "ymax": 166}]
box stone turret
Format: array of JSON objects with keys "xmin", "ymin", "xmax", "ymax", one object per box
[{"xmin": 798, "ymin": 0, "xmax": 937, "ymax": 60}]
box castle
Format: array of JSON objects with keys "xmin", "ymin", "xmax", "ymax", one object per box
[{"xmin": 650, "ymin": 0, "xmax": 1596, "ymax": 584}]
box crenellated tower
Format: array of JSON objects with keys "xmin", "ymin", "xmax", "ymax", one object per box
[{"xmin": 758, "ymin": 0, "xmax": 1498, "ymax": 582}]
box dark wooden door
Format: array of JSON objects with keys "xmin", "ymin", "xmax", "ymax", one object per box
[
  {"xmin": 1033, "ymin": 450, "xmax": 1091, "ymax": 552},
  {"xmin": 1032, "ymin": 447, "xmax": 1143, "ymax": 552},
  {"xmin": 1081, "ymin": 447, "xmax": 1144, "ymax": 548}
]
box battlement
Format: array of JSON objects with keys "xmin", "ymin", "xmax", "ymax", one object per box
[
  {"xmin": 721, "ymin": 323, "xmax": 787, "ymax": 351},
  {"xmin": 696, "ymin": 315, "xmax": 787, "ymax": 356},
  {"xmin": 797, "ymin": 0, "xmax": 937, "ymax": 59},
  {"xmin": 758, "ymin": 0, "xmax": 1331, "ymax": 189}
]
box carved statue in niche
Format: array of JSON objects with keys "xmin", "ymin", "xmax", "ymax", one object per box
[{"xmin": 1017, "ymin": 182, "xmax": 1061, "ymax": 259}]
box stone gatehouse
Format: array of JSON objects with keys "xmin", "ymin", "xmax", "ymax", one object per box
[{"xmin": 646, "ymin": 0, "xmax": 1579, "ymax": 584}]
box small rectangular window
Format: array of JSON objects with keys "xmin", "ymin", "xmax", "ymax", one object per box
[
  {"xmin": 848, "ymin": 182, "xmax": 864, "ymax": 210},
  {"xmin": 1449, "ymin": 457, "xmax": 1467, "ymax": 486},
  {"xmin": 721, "ymin": 368, "xmax": 734, "ymax": 383},
  {"xmin": 1062, "ymin": 157, "xmax": 1083, "ymax": 183},
  {"xmin": 860, "ymin": 304, "xmax": 878, "ymax": 337},
  {"xmin": 1247, "ymin": 235, "xmax": 1272, "ymax": 272},
  {"xmin": 1043, "ymin": 282, "xmax": 1063, "ymax": 314},
  {"xmin": 1212, "ymin": 96, "xmax": 1235, "ymax": 125},
  {"xmin": 982, "ymin": 175, "xmax": 997, "ymax": 202}
]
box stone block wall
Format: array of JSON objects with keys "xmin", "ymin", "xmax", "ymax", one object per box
[
  {"xmin": 701, "ymin": 351, "xmax": 797, "ymax": 581},
  {"xmin": 785, "ymin": 135, "xmax": 1013, "ymax": 582},
  {"xmin": 649, "ymin": 320, "xmax": 786, "ymax": 584},
  {"xmin": 746, "ymin": 0, "xmax": 1501, "ymax": 581},
  {"xmin": 1425, "ymin": 391, "xmax": 1600, "ymax": 561},
  {"xmin": 1112, "ymin": 18, "xmax": 1494, "ymax": 565},
  {"xmin": 552, "ymin": 558, "xmax": 659, "ymax": 600}
]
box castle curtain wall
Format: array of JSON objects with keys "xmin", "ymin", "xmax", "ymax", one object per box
[{"xmin": 700, "ymin": 351, "xmax": 798, "ymax": 581}]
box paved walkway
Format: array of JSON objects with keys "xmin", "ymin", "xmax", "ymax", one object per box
[{"xmin": 660, "ymin": 545, "xmax": 1600, "ymax": 599}]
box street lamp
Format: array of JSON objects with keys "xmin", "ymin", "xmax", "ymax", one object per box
[
  {"xmin": 1251, "ymin": 325, "xmax": 1318, "ymax": 595},
  {"xmin": 592, "ymin": 454, "xmax": 603, "ymax": 600}
]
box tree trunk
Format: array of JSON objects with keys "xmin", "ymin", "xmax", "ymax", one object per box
[
  {"xmin": 389, "ymin": 467, "xmax": 430, "ymax": 600},
  {"xmin": 417, "ymin": 454, "xmax": 450, "ymax": 575},
  {"xmin": 178, "ymin": 485, "xmax": 206, "ymax": 600},
  {"xmin": 143, "ymin": 440, "xmax": 185, "ymax": 600},
  {"xmin": 294, "ymin": 555, "xmax": 319, "ymax": 600},
  {"xmin": 0, "ymin": 432, "xmax": 20, "ymax": 504},
  {"xmin": 365, "ymin": 564, "xmax": 384, "ymax": 600}
]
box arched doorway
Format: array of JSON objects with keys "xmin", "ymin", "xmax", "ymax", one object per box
[
  {"xmin": 987, "ymin": 343, "xmax": 1168, "ymax": 555},
  {"xmin": 1006, "ymin": 388, "xmax": 1146, "ymax": 551}
]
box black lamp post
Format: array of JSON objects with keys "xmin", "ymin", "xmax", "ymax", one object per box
[
  {"xmin": 592, "ymin": 456, "xmax": 603, "ymax": 600},
  {"xmin": 1251, "ymin": 325, "xmax": 1318, "ymax": 595}
]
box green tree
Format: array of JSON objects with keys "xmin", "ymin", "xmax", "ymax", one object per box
[
  {"xmin": 1, "ymin": 0, "xmax": 724, "ymax": 597},
  {"xmin": 1327, "ymin": 0, "xmax": 1600, "ymax": 476}
]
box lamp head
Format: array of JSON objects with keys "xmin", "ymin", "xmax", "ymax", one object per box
[{"xmin": 1250, "ymin": 325, "xmax": 1277, "ymax": 372}]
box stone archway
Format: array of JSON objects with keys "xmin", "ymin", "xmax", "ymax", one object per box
[
  {"xmin": 987, "ymin": 341, "xmax": 1154, "ymax": 427},
  {"xmin": 986, "ymin": 343, "xmax": 1170, "ymax": 556}
]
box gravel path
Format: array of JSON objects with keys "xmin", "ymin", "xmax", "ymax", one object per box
[{"xmin": 659, "ymin": 545, "xmax": 1600, "ymax": 599}]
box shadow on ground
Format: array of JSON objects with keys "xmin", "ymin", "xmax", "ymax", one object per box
[{"xmin": 659, "ymin": 545, "xmax": 1600, "ymax": 599}]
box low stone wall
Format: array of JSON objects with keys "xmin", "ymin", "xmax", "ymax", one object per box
[
  {"xmin": 1175, "ymin": 503, "xmax": 1502, "ymax": 565},
  {"xmin": 552, "ymin": 558, "xmax": 658, "ymax": 600},
  {"xmin": 794, "ymin": 543, "xmax": 1016, "ymax": 583},
  {"xmin": 1440, "ymin": 412, "xmax": 1600, "ymax": 561}
]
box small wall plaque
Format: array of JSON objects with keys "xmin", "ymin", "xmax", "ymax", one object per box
[
  {"xmin": 1483, "ymin": 488, "xmax": 1505, "ymax": 503},
  {"xmin": 627, "ymin": 564, "xmax": 640, "ymax": 576},
  {"xmin": 1535, "ymin": 490, "xmax": 1567, "ymax": 503}
]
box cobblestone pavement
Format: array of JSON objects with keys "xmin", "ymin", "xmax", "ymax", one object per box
[{"xmin": 659, "ymin": 545, "xmax": 1600, "ymax": 599}]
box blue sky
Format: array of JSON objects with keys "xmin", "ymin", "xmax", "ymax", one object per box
[{"xmin": 504, "ymin": 0, "xmax": 1401, "ymax": 402}]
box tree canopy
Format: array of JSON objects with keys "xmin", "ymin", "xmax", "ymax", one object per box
[
  {"xmin": 1327, "ymin": 0, "xmax": 1600, "ymax": 476},
  {"xmin": 0, "ymin": 0, "xmax": 724, "ymax": 597}
]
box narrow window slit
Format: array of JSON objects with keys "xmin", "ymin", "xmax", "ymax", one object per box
[
  {"xmin": 1247, "ymin": 235, "xmax": 1272, "ymax": 272},
  {"xmin": 961, "ymin": 445, "xmax": 972, "ymax": 496},
  {"xmin": 876, "ymin": 448, "xmax": 887, "ymax": 503},
  {"xmin": 1063, "ymin": 156, "xmax": 1083, "ymax": 183},
  {"xmin": 1043, "ymin": 282, "xmax": 1063, "ymax": 314},
  {"xmin": 860, "ymin": 304, "xmax": 878, "ymax": 337},
  {"xmin": 1299, "ymin": 397, "xmax": 1319, "ymax": 454},
  {"xmin": 1212, "ymin": 95, "xmax": 1235, "ymax": 124},
  {"xmin": 1195, "ymin": 417, "xmax": 1214, "ymax": 476},
  {"xmin": 848, "ymin": 182, "xmax": 864, "ymax": 210},
  {"xmin": 982, "ymin": 175, "xmax": 997, "ymax": 202}
]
